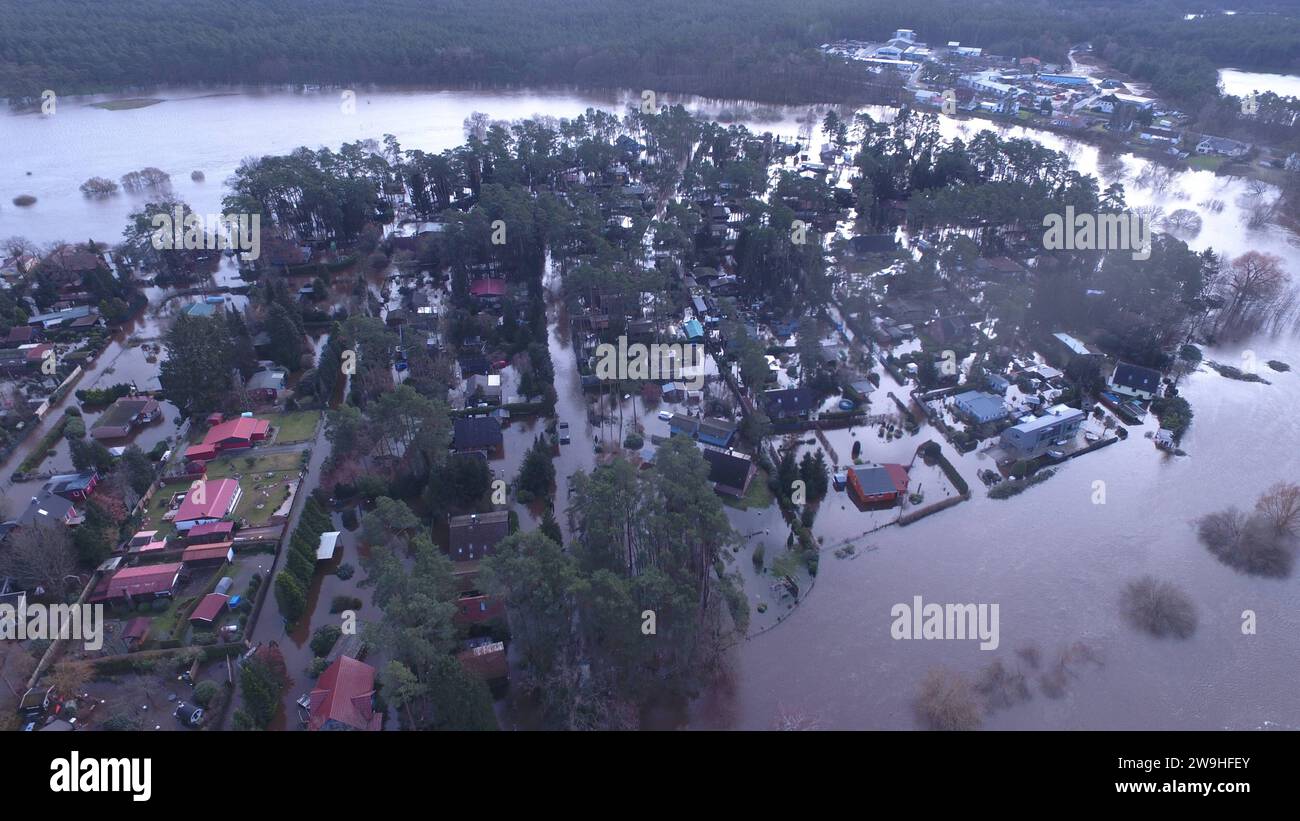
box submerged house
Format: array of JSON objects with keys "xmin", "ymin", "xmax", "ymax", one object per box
[
  {"xmin": 701, "ymin": 446, "xmax": 757, "ymax": 497},
  {"xmin": 847, "ymin": 463, "xmax": 910, "ymax": 507},
  {"xmin": 306, "ymin": 656, "xmax": 382, "ymax": 731},
  {"xmin": 951, "ymin": 390, "xmax": 1008, "ymax": 425},
  {"xmin": 999, "ymin": 404, "xmax": 1085, "ymax": 457},
  {"xmin": 1108, "ymin": 361, "xmax": 1162, "ymax": 401}
]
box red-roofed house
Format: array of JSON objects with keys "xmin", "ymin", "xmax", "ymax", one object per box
[
  {"xmin": 92, "ymin": 562, "xmax": 183, "ymax": 603},
  {"xmin": 306, "ymin": 656, "xmax": 382, "ymax": 731},
  {"xmin": 468, "ymin": 278, "xmax": 507, "ymax": 300},
  {"xmin": 203, "ymin": 416, "xmax": 271, "ymax": 450},
  {"xmin": 189, "ymin": 593, "xmax": 230, "ymax": 625},
  {"xmin": 847, "ymin": 463, "xmax": 910, "ymax": 508},
  {"xmin": 187, "ymin": 520, "xmax": 235, "ymax": 543},
  {"xmin": 174, "ymin": 478, "xmax": 242, "ymax": 532}
]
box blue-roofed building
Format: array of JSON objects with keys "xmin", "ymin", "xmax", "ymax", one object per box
[
  {"xmin": 668, "ymin": 414, "xmax": 736, "ymax": 448},
  {"xmin": 1039, "ymin": 74, "xmax": 1092, "ymax": 87},
  {"xmin": 951, "ymin": 390, "xmax": 1009, "ymax": 424},
  {"xmin": 683, "ymin": 319, "xmax": 705, "ymax": 341}
]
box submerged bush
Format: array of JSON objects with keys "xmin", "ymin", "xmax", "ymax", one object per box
[
  {"xmin": 1197, "ymin": 508, "xmax": 1294, "ymax": 578},
  {"xmin": 913, "ymin": 667, "xmax": 982, "ymax": 731},
  {"xmin": 1120, "ymin": 576, "xmax": 1197, "ymax": 639}
]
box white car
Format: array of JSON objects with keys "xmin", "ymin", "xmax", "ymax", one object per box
[{"xmin": 657, "ymin": 411, "xmax": 673, "ymax": 421}]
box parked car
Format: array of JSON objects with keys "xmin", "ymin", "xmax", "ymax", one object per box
[
  {"xmin": 1046, "ymin": 449, "xmax": 1065, "ymax": 460},
  {"xmin": 558, "ymin": 422, "xmax": 570, "ymax": 444},
  {"xmin": 657, "ymin": 410, "xmax": 673, "ymax": 421}
]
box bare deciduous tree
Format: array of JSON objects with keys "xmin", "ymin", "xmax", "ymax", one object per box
[
  {"xmin": 1255, "ymin": 481, "xmax": 1300, "ymax": 536},
  {"xmin": 0, "ymin": 525, "xmax": 79, "ymax": 595}
]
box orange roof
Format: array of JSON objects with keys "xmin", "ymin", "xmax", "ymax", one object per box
[
  {"xmin": 308, "ymin": 656, "xmax": 381, "ymax": 731},
  {"xmin": 203, "ymin": 416, "xmax": 270, "ymax": 445}
]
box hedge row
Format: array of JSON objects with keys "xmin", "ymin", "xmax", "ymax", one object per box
[{"xmin": 272, "ymin": 497, "xmax": 332, "ymax": 625}]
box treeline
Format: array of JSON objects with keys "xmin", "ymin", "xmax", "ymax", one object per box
[{"xmin": 3, "ymin": 1, "xmax": 1296, "ymax": 107}]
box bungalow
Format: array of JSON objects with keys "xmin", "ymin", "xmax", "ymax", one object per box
[
  {"xmin": 1049, "ymin": 332, "xmax": 1101, "ymax": 365},
  {"xmin": 999, "ymin": 405, "xmax": 1085, "ymax": 457},
  {"xmin": 306, "ymin": 656, "xmax": 382, "ymax": 731},
  {"xmin": 448, "ymin": 511, "xmax": 510, "ymax": 562},
  {"xmin": 184, "ymin": 416, "xmax": 271, "ymax": 462},
  {"xmin": 763, "ymin": 387, "xmax": 815, "ymax": 420},
  {"xmin": 1, "ymin": 325, "xmax": 37, "ymax": 347},
  {"xmin": 951, "ymin": 390, "xmax": 1009, "ymax": 425},
  {"xmin": 0, "ymin": 343, "xmax": 52, "ymax": 372},
  {"xmin": 453, "ymin": 416, "xmax": 503, "ymax": 454},
  {"xmin": 203, "ymin": 416, "xmax": 271, "ymax": 450},
  {"xmin": 91, "ymin": 562, "xmax": 183, "ymax": 604},
  {"xmin": 701, "ymin": 446, "xmax": 757, "ymax": 497},
  {"xmin": 1196, "ymin": 136, "xmax": 1250, "ymax": 158},
  {"xmin": 683, "ymin": 318, "xmax": 705, "ymax": 342},
  {"xmin": 1108, "ymin": 361, "xmax": 1162, "ymax": 401},
  {"xmin": 847, "ymin": 463, "xmax": 910, "ymax": 507},
  {"xmin": 90, "ymin": 396, "xmax": 161, "ymax": 440},
  {"xmin": 16, "ymin": 492, "xmax": 84, "ymax": 528},
  {"xmin": 173, "ymin": 477, "xmax": 242, "ymax": 532},
  {"xmin": 667, "ymin": 414, "xmax": 737, "ymax": 448},
  {"xmin": 25, "ymin": 305, "xmax": 98, "ymax": 330},
  {"xmin": 45, "ymin": 471, "xmax": 98, "ymax": 502}
]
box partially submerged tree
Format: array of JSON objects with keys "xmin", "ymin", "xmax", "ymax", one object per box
[{"xmin": 1120, "ymin": 575, "xmax": 1197, "ymax": 639}]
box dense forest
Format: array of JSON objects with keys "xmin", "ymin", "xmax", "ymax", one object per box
[{"xmin": 2, "ymin": 0, "xmax": 1297, "ymax": 107}]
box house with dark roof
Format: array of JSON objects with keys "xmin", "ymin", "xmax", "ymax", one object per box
[
  {"xmin": 668, "ymin": 414, "xmax": 737, "ymax": 448},
  {"xmin": 701, "ymin": 447, "xmax": 757, "ymax": 497},
  {"xmin": 763, "ymin": 387, "xmax": 815, "ymax": 420},
  {"xmin": 90, "ymin": 396, "xmax": 160, "ymax": 439},
  {"xmin": 306, "ymin": 656, "xmax": 382, "ymax": 731},
  {"xmin": 848, "ymin": 234, "xmax": 898, "ymax": 255},
  {"xmin": 453, "ymin": 416, "xmax": 503, "ymax": 454},
  {"xmin": 45, "ymin": 471, "xmax": 98, "ymax": 502},
  {"xmin": 448, "ymin": 511, "xmax": 510, "ymax": 562},
  {"xmin": 847, "ymin": 463, "xmax": 910, "ymax": 507},
  {"xmin": 15, "ymin": 492, "xmax": 84, "ymax": 528},
  {"xmin": 1108, "ymin": 361, "xmax": 1162, "ymax": 401}
]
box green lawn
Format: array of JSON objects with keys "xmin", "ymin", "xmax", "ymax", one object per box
[
  {"xmin": 723, "ymin": 468, "xmax": 775, "ymax": 511},
  {"xmin": 208, "ymin": 451, "xmax": 306, "ymax": 526},
  {"xmin": 139, "ymin": 480, "xmax": 194, "ymax": 540},
  {"xmin": 1187, "ymin": 154, "xmax": 1225, "ymax": 172},
  {"xmin": 259, "ymin": 410, "xmax": 321, "ymax": 444}
]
